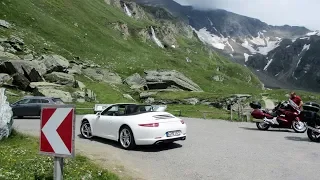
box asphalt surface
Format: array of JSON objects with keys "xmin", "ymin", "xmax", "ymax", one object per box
[{"xmin": 14, "ymin": 116, "xmax": 320, "ymax": 180}]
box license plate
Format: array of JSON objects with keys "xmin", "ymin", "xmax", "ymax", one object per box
[{"xmin": 166, "ymin": 130, "xmax": 181, "ymax": 137}]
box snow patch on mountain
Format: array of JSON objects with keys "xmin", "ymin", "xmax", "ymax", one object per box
[
  {"xmin": 244, "ymin": 53, "xmax": 251, "ymax": 62},
  {"xmin": 250, "ymin": 32, "xmax": 266, "ymax": 46},
  {"xmin": 226, "ymin": 41, "xmax": 234, "ymax": 52},
  {"xmin": 257, "ymin": 40, "xmax": 281, "ymax": 55},
  {"xmin": 194, "ymin": 27, "xmax": 227, "ymax": 50},
  {"xmin": 207, "ymin": 17, "xmax": 213, "ymax": 26},
  {"xmin": 242, "ymin": 40, "xmax": 257, "ymax": 53},
  {"xmin": 240, "ymin": 32, "xmax": 281, "ymax": 55},
  {"xmin": 195, "ymin": 29, "xmax": 281, "ymax": 58},
  {"xmin": 298, "ymin": 44, "xmax": 310, "ymax": 56},
  {"xmin": 306, "ymin": 31, "xmax": 320, "ymax": 36},
  {"xmin": 296, "ymin": 57, "xmax": 302, "ymax": 68},
  {"xmin": 264, "ymin": 59, "xmax": 273, "ymax": 71}
]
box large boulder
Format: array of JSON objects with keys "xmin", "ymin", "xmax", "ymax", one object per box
[
  {"xmin": 144, "ymin": 70, "xmax": 203, "ymax": 92},
  {"xmin": 34, "ymin": 88, "xmax": 73, "ymax": 103},
  {"xmin": 12, "ymin": 73, "xmax": 30, "ymax": 91},
  {"xmin": 0, "ymin": 88, "xmax": 14, "ymax": 140},
  {"xmin": 67, "ymin": 64, "xmax": 82, "ymax": 75},
  {"xmin": 125, "ymin": 73, "xmax": 147, "ymax": 90},
  {"xmin": 0, "ymin": 60, "xmax": 46, "ymax": 82},
  {"xmin": 44, "ymin": 72, "xmax": 75, "ymax": 86},
  {"xmin": 82, "ymin": 68, "xmax": 122, "ymax": 84},
  {"xmin": 40, "ymin": 54, "xmax": 70, "ymax": 73},
  {"xmin": 0, "ymin": 60, "xmax": 46, "ymax": 75},
  {"xmin": 0, "ymin": 19, "xmax": 11, "ymax": 28}
]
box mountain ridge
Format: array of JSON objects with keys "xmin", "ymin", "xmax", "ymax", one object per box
[{"xmin": 131, "ymin": 0, "xmax": 320, "ymax": 92}]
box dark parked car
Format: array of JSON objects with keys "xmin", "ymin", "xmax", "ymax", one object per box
[{"xmin": 10, "ymin": 96, "xmax": 64, "ymax": 118}]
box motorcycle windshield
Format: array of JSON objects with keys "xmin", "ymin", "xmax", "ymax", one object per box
[{"xmin": 288, "ymin": 99, "xmax": 300, "ymax": 112}]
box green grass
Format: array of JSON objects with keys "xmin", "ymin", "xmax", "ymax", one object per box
[
  {"xmin": 265, "ymin": 89, "xmax": 320, "ymax": 104},
  {"xmin": 0, "ymin": 130, "xmax": 119, "ymax": 180},
  {"xmin": 167, "ymin": 104, "xmax": 232, "ymax": 120},
  {"xmin": 151, "ymin": 91, "xmax": 230, "ymax": 101}
]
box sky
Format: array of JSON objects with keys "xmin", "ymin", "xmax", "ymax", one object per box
[{"xmin": 174, "ymin": 0, "xmax": 320, "ymax": 31}]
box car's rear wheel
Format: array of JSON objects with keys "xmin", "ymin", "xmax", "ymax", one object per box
[
  {"xmin": 80, "ymin": 120, "xmax": 93, "ymax": 139},
  {"xmin": 119, "ymin": 126, "xmax": 136, "ymax": 150}
]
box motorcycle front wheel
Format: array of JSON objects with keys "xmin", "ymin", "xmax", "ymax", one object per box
[
  {"xmin": 256, "ymin": 122, "xmax": 270, "ymax": 130},
  {"xmin": 292, "ymin": 121, "xmax": 307, "ymax": 133},
  {"xmin": 307, "ymin": 129, "xmax": 320, "ymax": 142}
]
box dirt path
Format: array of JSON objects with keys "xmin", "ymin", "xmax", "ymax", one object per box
[{"xmin": 262, "ymin": 96, "xmax": 275, "ymax": 109}]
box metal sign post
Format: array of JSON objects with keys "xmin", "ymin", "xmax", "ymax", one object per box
[
  {"xmin": 39, "ymin": 104, "xmax": 76, "ymax": 180},
  {"xmin": 54, "ymin": 157, "xmax": 64, "ymax": 180}
]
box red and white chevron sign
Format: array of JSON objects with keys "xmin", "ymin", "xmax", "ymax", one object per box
[{"xmin": 40, "ymin": 106, "xmax": 75, "ymax": 157}]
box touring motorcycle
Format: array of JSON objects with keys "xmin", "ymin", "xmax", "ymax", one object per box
[
  {"xmin": 249, "ymin": 99, "xmax": 307, "ymax": 133},
  {"xmin": 300, "ymin": 102, "xmax": 320, "ymax": 142}
]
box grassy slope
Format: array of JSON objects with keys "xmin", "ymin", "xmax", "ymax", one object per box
[
  {"xmin": 0, "ymin": 130, "xmax": 119, "ymax": 180},
  {"xmin": 0, "ymin": 0, "xmax": 261, "ymax": 94}
]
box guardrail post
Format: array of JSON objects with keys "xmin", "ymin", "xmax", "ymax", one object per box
[{"xmin": 203, "ymin": 112, "xmax": 206, "ymax": 119}]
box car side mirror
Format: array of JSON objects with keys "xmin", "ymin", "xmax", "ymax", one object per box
[{"xmin": 96, "ymin": 112, "xmax": 101, "ymax": 116}]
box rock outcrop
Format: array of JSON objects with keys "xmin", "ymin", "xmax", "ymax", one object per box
[
  {"xmin": 44, "ymin": 72, "xmax": 75, "ymax": 86},
  {"xmin": 0, "ymin": 88, "xmax": 13, "ymax": 140},
  {"xmin": 124, "ymin": 73, "xmax": 147, "ymax": 90},
  {"xmin": 34, "ymin": 88, "xmax": 73, "ymax": 102},
  {"xmin": 40, "ymin": 54, "xmax": 70, "ymax": 73},
  {"xmin": 144, "ymin": 70, "xmax": 203, "ymax": 92},
  {"xmin": 82, "ymin": 68, "xmax": 122, "ymax": 84}
]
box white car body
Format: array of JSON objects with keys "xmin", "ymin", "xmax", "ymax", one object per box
[{"xmin": 81, "ymin": 103, "xmax": 187, "ymax": 146}]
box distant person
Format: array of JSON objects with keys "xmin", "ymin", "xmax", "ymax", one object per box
[{"xmin": 289, "ymin": 91, "xmax": 303, "ymax": 109}]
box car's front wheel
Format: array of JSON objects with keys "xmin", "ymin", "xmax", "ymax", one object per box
[
  {"xmin": 80, "ymin": 120, "xmax": 93, "ymax": 139},
  {"xmin": 119, "ymin": 126, "xmax": 136, "ymax": 150}
]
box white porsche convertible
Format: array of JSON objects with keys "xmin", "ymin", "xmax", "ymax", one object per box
[{"xmin": 80, "ymin": 103, "xmax": 187, "ymax": 150}]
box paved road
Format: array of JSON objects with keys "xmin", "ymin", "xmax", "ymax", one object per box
[{"xmin": 14, "ymin": 116, "xmax": 320, "ymax": 180}]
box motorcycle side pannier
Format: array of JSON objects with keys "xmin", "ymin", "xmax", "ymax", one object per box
[
  {"xmin": 250, "ymin": 101, "xmax": 262, "ymax": 109},
  {"xmin": 303, "ymin": 102, "xmax": 320, "ymax": 112},
  {"xmin": 300, "ymin": 110, "xmax": 320, "ymax": 125},
  {"xmin": 251, "ymin": 109, "xmax": 265, "ymax": 119}
]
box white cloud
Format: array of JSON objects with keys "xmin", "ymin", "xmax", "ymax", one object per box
[{"xmin": 174, "ymin": 0, "xmax": 320, "ymax": 31}]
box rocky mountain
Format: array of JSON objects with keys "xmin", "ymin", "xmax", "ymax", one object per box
[
  {"xmin": 132, "ymin": 0, "xmax": 320, "ymax": 92},
  {"xmin": 247, "ymin": 31, "xmax": 320, "ymax": 91}
]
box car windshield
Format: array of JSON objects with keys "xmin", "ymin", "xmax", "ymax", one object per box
[
  {"xmin": 52, "ymin": 98, "xmax": 64, "ymax": 104},
  {"xmin": 12, "ymin": 98, "xmax": 30, "ymax": 105}
]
